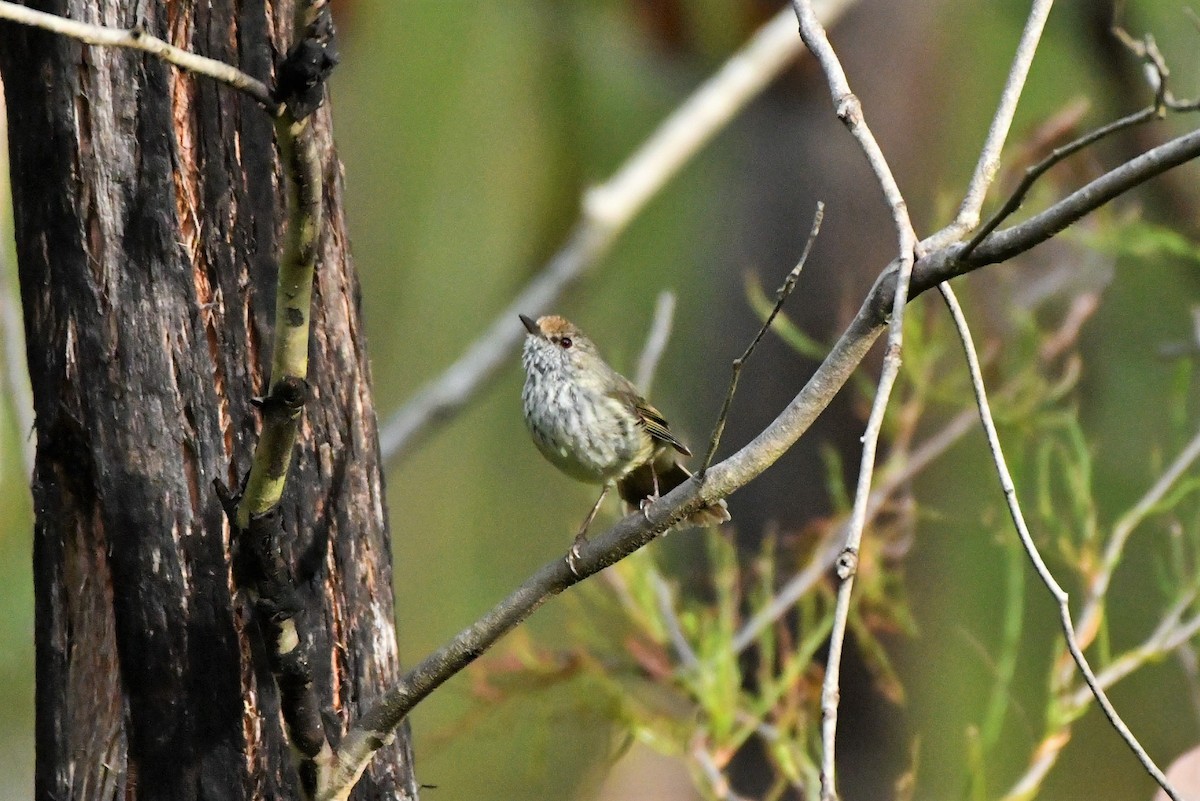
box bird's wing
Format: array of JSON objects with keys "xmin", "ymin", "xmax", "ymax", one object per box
[
  {"xmin": 608, "ymin": 374, "xmax": 692, "ymax": 456},
  {"xmin": 634, "ymin": 400, "xmax": 691, "ymax": 456},
  {"xmin": 607, "ymin": 383, "xmax": 689, "ymax": 457}
]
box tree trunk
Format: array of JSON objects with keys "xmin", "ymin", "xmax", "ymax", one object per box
[{"xmin": 0, "ymin": 1, "xmax": 415, "ymax": 798}]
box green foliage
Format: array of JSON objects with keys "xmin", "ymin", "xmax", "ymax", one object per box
[
  {"xmin": 1084, "ymin": 219, "xmax": 1200, "ymax": 265},
  {"xmin": 454, "ymin": 529, "xmax": 846, "ymax": 799},
  {"xmin": 459, "ymin": 272, "xmax": 1029, "ymax": 799}
]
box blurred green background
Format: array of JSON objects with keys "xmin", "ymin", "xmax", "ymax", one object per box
[{"xmin": 3, "ymin": 0, "xmax": 1200, "ymax": 798}]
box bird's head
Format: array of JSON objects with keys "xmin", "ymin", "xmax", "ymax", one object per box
[{"xmin": 519, "ymin": 314, "xmax": 604, "ymax": 377}]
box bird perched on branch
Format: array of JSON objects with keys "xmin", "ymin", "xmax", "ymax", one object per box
[{"xmin": 519, "ymin": 313, "xmax": 729, "ymax": 571}]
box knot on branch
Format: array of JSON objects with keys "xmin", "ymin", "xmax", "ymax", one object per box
[
  {"xmin": 835, "ymin": 547, "xmax": 858, "ymax": 580},
  {"xmin": 834, "ymin": 92, "xmax": 862, "ymax": 125},
  {"xmin": 253, "ymin": 375, "xmax": 309, "ymax": 421},
  {"xmin": 273, "ymin": 3, "xmax": 339, "ymax": 120}
]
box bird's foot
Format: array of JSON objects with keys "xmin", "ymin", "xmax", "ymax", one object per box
[
  {"xmin": 567, "ymin": 532, "xmax": 588, "ymax": 577},
  {"xmin": 639, "ymin": 496, "xmax": 655, "ymax": 522}
]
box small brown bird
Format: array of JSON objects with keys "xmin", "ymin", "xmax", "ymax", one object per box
[{"xmin": 519, "ymin": 314, "xmax": 729, "ymax": 569}]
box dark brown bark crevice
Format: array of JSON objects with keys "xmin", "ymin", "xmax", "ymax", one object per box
[{"xmin": 0, "ymin": 1, "xmax": 414, "ymax": 798}]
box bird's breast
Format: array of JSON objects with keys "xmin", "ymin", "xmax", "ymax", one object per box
[{"xmin": 522, "ymin": 374, "xmax": 652, "ymax": 483}]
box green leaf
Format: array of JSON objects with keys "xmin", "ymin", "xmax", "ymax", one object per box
[{"xmin": 1084, "ymin": 220, "xmax": 1200, "ymax": 264}]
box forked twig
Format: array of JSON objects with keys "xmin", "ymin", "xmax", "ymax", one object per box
[
  {"xmin": 960, "ymin": 24, "xmax": 1200, "ymax": 260},
  {"xmin": 932, "ymin": 0, "xmax": 1055, "ymax": 248},
  {"xmin": 700, "ymin": 203, "xmax": 824, "ymax": 476},
  {"xmin": 960, "ymin": 106, "xmax": 1158, "ymax": 259}
]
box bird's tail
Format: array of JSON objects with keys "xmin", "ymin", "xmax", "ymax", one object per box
[{"xmin": 617, "ymin": 454, "xmax": 730, "ymax": 528}]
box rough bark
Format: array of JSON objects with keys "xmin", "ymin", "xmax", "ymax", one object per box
[{"xmin": 0, "ymin": 1, "xmax": 415, "ymax": 799}]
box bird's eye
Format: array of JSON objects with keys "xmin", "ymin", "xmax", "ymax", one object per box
[{"xmin": 559, "ymin": 337, "xmax": 573, "ymax": 349}]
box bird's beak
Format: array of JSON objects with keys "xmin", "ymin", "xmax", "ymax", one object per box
[{"xmin": 519, "ymin": 314, "xmax": 540, "ymax": 336}]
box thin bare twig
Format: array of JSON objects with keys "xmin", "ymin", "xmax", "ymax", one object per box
[
  {"xmin": 0, "ymin": 0, "xmax": 275, "ymax": 109},
  {"xmin": 789, "ymin": 3, "xmax": 918, "ymax": 797},
  {"xmin": 1111, "ymin": 27, "xmax": 1174, "ymax": 107},
  {"xmin": 701, "ymin": 202, "xmax": 824, "ymax": 476},
  {"xmin": 960, "ymin": 106, "xmax": 1159, "ymax": 259},
  {"xmin": 959, "ymin": 24, "xmax": 1200, "ymax": 260},
  {"xmin": 635, "ymin": 291, "xmax": 677, "ymax": 395},
  {"xmin": 932, "ymin": 0, "xmax": 1055, "ymax": 249},
  {"xmin": 939, "ymin": 282, "xmax": 1182, "ymax": 801},
  {"xmin": 378, "ymin": 0, "xmax": 859, "ymax": 468},
  {"xmin": 902, "ymin": 120, "xmax": 1200, "ymax": 284}
]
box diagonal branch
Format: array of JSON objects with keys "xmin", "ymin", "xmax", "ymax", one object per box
[
  {"xmin": 959, "ymin": 105, "xmax": 1159, "ymax": 259},
  {"xmin": 317, "ymin": 114, "xmax": 1200, "ymax": 793},
  {"xmin": 893, "ymin": 122, "xmax": 1200, "ymax": 300},
  {"xmin": 321, "ymin": 270, "xmax": 887, "ymax": 800},
  {"xmin": 958, "ymin": 26, "xmax": 1200, "ymax": 260},
  {"xmin": 313, "ymin": 27, "xmax": 1200, "ymax": 801}
]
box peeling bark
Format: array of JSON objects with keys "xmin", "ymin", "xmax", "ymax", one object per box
[{"xmin": 0, "ymin": 1, "xmax": 415, "ymax": 799}]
